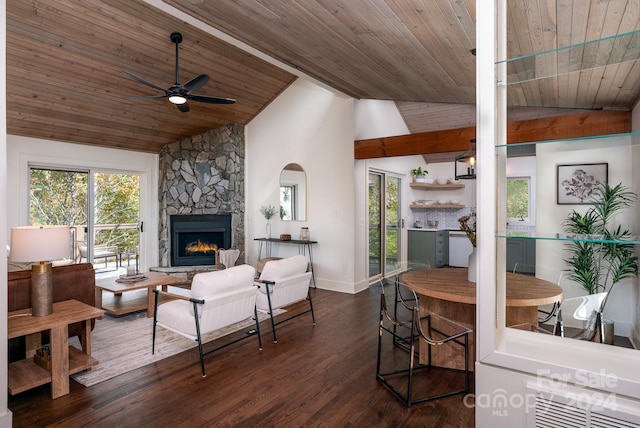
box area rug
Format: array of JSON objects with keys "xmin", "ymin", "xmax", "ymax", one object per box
[{"xmin": 70, "ymin": 309, "xmax": 276, "ymax": 387}]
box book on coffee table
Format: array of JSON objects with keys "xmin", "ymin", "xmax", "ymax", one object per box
[{"xmin": 116, "ymin": 274, "xmax": 148, "ymax": 283}]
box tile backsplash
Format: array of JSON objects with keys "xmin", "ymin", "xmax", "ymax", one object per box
[{"xmin": 409, "ymin": 207, "xmax": 475, "ymax": 230}]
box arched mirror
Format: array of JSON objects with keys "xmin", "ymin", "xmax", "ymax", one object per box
[{"xmin": 279, "ymin": 163, "xmax": 307, "ymax": 221}]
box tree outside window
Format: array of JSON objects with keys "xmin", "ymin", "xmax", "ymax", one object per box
[{"xmin": 507, "ymin": 177, "xmax": 530, "ymax": 223}]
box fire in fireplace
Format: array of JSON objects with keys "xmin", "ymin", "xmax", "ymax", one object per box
[
  {"xmin": 185, "ymin": 240, "xmax": 218, "ymax": 256},
  {"xmin": 170, "ymin": 214, "xmax": 232, "ymax": 266}
]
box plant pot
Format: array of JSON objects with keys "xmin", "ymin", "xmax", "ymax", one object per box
[
  {"xmin": 414, "ymin": 175, "xmax": 426, "ymax": 183},
  {"xmin": 601, "ymin": 318, "xmax": 615, "ymax": 345}
]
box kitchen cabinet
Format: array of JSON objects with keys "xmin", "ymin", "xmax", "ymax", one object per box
[
  {"xmin": 505, "ymin": 238, "xmax": 535, "ymax": 273},
  {"xmin": 408, "ymin": 230, "xmax": 448, "ymax": 268}
]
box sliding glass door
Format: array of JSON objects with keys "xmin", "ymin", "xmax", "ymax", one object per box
[
  {"xmin": 93, "ymin": 172, "xmax": 141, "ymax": 270},
  {"xmin": 29, "ymin": 167, "xmax": 140, "ymax": 271},
  {"xmin": 368, "ymin": 170, "xmax": 403, "ymax": 280}
]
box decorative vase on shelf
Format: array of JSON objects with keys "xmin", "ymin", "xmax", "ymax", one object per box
[
  {"xmin": 266, "ymin": 222, "xmax": 271, "ymax": 239},
  {"xmin": 467, "ymin": 248, "xmax": 477, "ymax": 283}
]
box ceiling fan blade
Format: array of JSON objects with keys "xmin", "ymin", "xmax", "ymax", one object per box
[
  {"xmin": 188, "ymin": 94, "xmax": 236, "ymax": 105},
  {"xmin": 183, "ymin": 74, "xmax": 210, "ymax": 93},
  {"xmin": 123, "ymin": 71, "xmax": 168, "ymax": 93},
  {"xmin": 177, "ymin": 102, "xmax": 190, "ymax": 113},
  {"xmin": 125, "ymin": 95, "xmax": 168, "ymax": 100}
]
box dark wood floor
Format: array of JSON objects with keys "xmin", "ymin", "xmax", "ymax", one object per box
[{"xmin": 8, "ymin": 283, "xmax": 475, "ymax": 427}]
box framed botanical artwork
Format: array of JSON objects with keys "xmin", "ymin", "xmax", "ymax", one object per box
[{"xmin": 557, "ymin": 163, "xmax": 608, "ymax": 204}]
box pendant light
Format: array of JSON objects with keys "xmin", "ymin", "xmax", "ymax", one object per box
[{"xmin": 454, "ymin": 139, "xmax": 477, "ymax": 180}]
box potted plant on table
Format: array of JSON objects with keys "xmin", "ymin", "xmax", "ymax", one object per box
[
  {"xmin": 260, "ymin": 204, "xmax": 277, "ymax": 239},
  {"xmin": 411, "ymin": 167, "xmax": 429, "ymax": 183},
  {"xmin": 562, "ymin": 182, "xmax": 638, "ymax": 343}
]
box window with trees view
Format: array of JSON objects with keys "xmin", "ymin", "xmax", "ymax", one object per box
[{"xmin": 507, "ymin": 177, "xmax": 530, "ymax": 223}]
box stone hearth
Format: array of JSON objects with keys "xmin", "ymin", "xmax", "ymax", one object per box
[{"xmin": 158, "ymin": 124, "xmax": 245, "ymax": 267}]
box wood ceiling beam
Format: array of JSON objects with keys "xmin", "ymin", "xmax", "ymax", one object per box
[{"xmin": 354, "ymin": 110, "xmax": 632, "ymax": 159}]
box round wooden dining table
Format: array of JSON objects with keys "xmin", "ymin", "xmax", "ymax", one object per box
[{"xmin": 401, "ymin": 268, "xmax": 563, "ymax": 370}]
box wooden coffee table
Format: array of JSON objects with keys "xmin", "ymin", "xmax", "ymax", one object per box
[{"xmin": 95, "ymin": 272, "xmax": 186, "ymax": 317}]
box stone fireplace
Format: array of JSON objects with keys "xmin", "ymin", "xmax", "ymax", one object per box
[{"xmin": 158, "ymin": 124, "xmax": 245, "ymax": 267}]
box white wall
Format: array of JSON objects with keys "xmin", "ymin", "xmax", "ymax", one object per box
[
  {"xmin": 6, "ymin": 136, "xmax": 160, "ymax": 271},
  {"xmin": 246, "ymin": 79, "xmax": 357, "ymax": 292},
  {"xmin": 353, "ymin": 99, "xmax": 409, "ymax": 140}
]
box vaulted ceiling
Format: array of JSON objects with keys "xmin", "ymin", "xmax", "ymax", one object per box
[{"xmin": 7, "ymin": 1, "xmax": 640, "ymax": 153}]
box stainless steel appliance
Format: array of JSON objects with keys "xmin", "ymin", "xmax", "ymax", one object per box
[{"xmin": 448, "ymin": 230, "xmax": 474, "ymax": 267}]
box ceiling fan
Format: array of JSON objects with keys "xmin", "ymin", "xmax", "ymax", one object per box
[{"xmin": 124, "ymin": 32, "xmax": 235, "ymax": 112}]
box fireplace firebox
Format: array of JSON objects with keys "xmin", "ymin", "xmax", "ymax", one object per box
[{"xmin": 170, "ymin": 214, "xmax": 232, "ymax": 266}]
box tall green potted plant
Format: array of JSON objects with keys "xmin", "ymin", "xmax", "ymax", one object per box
[{"xmin": 562, "ymin": 182, "xmax": 638, "ymax": 341}]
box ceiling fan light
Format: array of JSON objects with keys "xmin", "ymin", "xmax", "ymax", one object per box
[{"xmin": 169, "ymin": 95, "xmax": 187, "ymax": 105}]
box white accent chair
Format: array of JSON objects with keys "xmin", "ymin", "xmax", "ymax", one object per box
[
  {"xmin": 255, "ymin": 255, "xmax": 315, "ymax": 343},
  {"xmin": 152, "ymin": 264, "xmax": 262, "ymax": 377}
]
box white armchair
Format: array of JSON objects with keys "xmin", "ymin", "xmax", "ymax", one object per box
[
  {"xmin": 256, "ymin": 255, "xmax": 315, "ymax": 343},
  {"xmin": 152, "ymin": 264, "xmax": 262, "ymax": 377}
]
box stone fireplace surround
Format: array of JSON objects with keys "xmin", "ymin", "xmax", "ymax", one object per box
[{"xmin": 158, "ymin": 123, "xmax": 245, "ymax": 268}]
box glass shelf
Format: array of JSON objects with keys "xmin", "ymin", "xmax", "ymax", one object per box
[
  {"xmin": 495, "ymin": 131, "xmax": 640, "ymax": 148},
  {"xmin": 496, "ymin": 232, "xmax": 640, "ymax": 245},
  {"xmin": 498, "ymin": 29, "xmax": 640, "ymax": 85}
]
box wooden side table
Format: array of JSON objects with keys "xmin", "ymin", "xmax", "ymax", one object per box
[{"xmin": 8, "ymin": 299, "xmax": 104, "ymax": 399}]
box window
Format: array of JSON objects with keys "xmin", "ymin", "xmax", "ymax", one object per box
[
  {"xmin": 280, "ymin": 185, "xmax": 297, "ymax": 220},
  {"xmin": 507, "ymin": 177, "xmax": 530, "ymax": 224}
]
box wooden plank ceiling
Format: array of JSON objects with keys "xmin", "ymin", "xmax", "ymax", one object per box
[
  {"xmin": 6, "ymin": 0, "xmax": 296, "ymax": 153},
  {"xmin": 7, "ymin": 1, "xmax": 640, "ymax": 153}
]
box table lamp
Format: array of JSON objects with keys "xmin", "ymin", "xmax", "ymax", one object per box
[{"xmin": 9, "ymin": 226, "xmax": 71, "ymax": 316}]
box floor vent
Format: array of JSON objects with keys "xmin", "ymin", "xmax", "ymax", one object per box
[
  {"xmin": 528, "ymin": 384, "xmax": 640, "ymax": 428},
  {"xmin": 533, "ymin": 395, "xmax": 585, "ymax": 427}
]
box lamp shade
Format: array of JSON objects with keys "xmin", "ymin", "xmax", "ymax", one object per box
[{"xmin": 9, "ymin": 226, "xmax": 71, "ymax": 262}]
